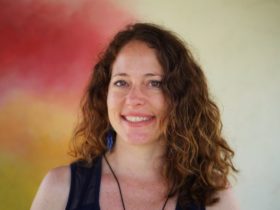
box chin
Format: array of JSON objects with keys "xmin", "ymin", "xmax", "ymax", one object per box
[{"xmin": 122, "ymin": 132, "xmax": 160, "ymax": 145}]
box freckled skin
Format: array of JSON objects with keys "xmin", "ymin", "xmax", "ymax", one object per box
[{"xmin": 107, "ymin": 41, "xmax": 168, "ymax": 145}]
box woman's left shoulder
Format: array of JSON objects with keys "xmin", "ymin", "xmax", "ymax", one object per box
[{"xmin": 206, "ymin": 187, "xmax": 240, "ymax": 210}]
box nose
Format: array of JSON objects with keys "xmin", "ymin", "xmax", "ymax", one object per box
[{"xmin": 125, "ymin": 86, "xmax": 145, "ymax": 107}]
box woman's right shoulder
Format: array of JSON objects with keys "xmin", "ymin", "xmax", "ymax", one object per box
[{"xmin": 30, "ymin": 165, "xmax": 71, "ymax": 210}]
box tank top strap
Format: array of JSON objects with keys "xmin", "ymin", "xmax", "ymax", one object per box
[
  {"xmin": 176, "ymin": 203, "xmax": 205, "ymax": 210},
  {"xmin": 189, "ymin": 204, "xmax": 205, "ymax": 210},
  {"xmin": 66, "ymin": 156, "xmax": 102, "ymax": 210},
  {"xmin": 175, "ymin": 199, "xmax": 205, "ymax": 210}
]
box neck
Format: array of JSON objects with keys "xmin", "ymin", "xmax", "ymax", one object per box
[{"xmin": 105, "ymin": 136, "xmax": 166, "ymax": 181}]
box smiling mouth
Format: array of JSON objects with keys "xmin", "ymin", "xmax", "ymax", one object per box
[{"xmin": 122, "ymin": 115, "xmax": 155, "ymax": 123}]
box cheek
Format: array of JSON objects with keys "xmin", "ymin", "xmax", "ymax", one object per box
[
  {"xmin": 107, "ymin": 92, "xmax": 115, "ymax": 118},
  {"xmin": 156, "ymin": 94, "xmax": 168, "ymax": 113},
  {"xmin": 107, "ymin": 86, "xmax": 115, "ymax": 105},
  {"xmin": 107, "ymin": 90, "xmax": 122, "ymax": 112},
  {"xmin": 107, "ymin": 92, "xmax": 117, "ymax": 126},
  {"xmin": 106, "ymin": 91, "xmax": 113, "ymax": 110}
]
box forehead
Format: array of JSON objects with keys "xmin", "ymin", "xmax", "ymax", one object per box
[{"xmin": 111, "ymin": 41, "xmax": 163, "ymax": 76}]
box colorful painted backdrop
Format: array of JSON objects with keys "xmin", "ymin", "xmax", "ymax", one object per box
[{"xmin": 0, "ymin": 0, "xmax": 133, "ymax": 209}]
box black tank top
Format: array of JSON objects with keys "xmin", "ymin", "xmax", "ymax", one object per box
[{"xmin": 65, "ymin": 156, "xmax": 205, "ymax": 210}]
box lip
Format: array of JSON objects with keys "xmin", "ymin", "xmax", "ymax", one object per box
[
  {"xmin": 122, "ymin": 112, "xmax": 154, "ymax": 117},
  {"xmin": 121, "ymin": 113, "xmax": 156, "ymax": 127}
]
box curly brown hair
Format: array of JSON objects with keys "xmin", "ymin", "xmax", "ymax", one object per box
[{"xmin": 70, "ymin": 23, "xmax": 237, "ymax": 208}]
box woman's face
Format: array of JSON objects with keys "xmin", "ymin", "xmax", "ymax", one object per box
[{"xmin": 107, "ymin": 40, "xmax": 168, "ymax": 146}]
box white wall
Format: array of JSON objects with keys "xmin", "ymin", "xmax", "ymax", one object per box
[{"xmin": 117, "ymin": 0, "xmax": 280, "ymax": 209}]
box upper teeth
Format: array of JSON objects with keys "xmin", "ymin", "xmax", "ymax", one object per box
[{"xmin": 125, "ymin": 116, "xmax": 151, "ymax": 122}]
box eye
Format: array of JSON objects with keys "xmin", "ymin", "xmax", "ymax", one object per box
[
  {"xmin": 148, "ymin": 80, "xmax": 162, "ymax": 88},
  {"xmin": 113, "ymin": 80, "xmax": 128, "ymax": 87}
]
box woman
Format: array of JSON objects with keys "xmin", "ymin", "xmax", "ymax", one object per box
[{"xmin": 31, "ymin": 23, "xmax": 239, "ymax": 210}]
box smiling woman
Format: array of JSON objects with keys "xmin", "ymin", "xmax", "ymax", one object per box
[
  {"xmin": 31, "ymin": 23, "xmax": 239, "ymax": 210},
  {"xmin": 107, "ymin": 41, "xmax": 167, "ymax": 145}
]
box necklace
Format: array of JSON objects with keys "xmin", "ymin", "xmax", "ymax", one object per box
[{"xmin": 103, "ymin": 154, "xmax": 170, "ymax": 210}]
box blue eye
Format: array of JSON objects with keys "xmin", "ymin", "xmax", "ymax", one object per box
[
  {"xmin": 114, "ymin": 80, "xmax": 128, "ymax": 87},
  {"xmin": 149, "ymin": 80, "xmax": 162, "ymax": 88}
]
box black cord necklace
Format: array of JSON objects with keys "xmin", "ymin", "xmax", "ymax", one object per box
[{"xmin": 103, "ymin": 154, "xmax": 170, "ymax": 210}]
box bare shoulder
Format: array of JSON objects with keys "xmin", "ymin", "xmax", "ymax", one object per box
[
  {"xmin": 30, "ymin": 165, "xmax": 71, "ymax": 210},
  {"xmin": 206, "ymin": 187, "xmax": 240, "ymax": 210}
]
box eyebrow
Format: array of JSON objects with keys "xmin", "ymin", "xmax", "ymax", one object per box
[{"xmin": 112, "ymin": 73, "xmax": 163, "ymax": 77}]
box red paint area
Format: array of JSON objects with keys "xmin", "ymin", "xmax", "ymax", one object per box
[{"xmin": 0, "ymin": 0, "xmax": 133, "ymax": 99}]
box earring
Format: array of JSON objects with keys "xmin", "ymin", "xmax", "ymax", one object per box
[{"xmin": 106, "ymin": 130, "xmax": 114, "ymax": 151}]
